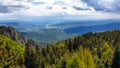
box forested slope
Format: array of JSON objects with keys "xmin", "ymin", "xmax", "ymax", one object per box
[
  {"xmin": 0, "ymin": 34, "xmax": 25, "ymax": 68},
  {"xmin": 0, "ymin": 26, "xmax": 120, "ymax": 68}
]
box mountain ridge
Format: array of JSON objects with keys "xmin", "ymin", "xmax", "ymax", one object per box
[
  {"xmin": 0, "ymin": 26, "xmax": 120, "ymax": 68},
  {"xmin": 0, "ymin": 26, "xmax": 38, "ymax": 46}
]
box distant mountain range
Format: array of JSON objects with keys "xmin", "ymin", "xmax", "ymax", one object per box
[
  {"xmin": 0, "ymin": 26, "xmax": 120, "ymax": 68},
  {"xmin": 64, "ymin": 22, "xmax": 120, "ymax": 34},
  {"xmin": 0, "ymin": 20, "xmax": 120, "ymax": 45}
]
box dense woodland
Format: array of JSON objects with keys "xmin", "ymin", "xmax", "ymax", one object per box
[{"xmin": 0, "ymin": 26, "xmax": 120, "ymax": 68}]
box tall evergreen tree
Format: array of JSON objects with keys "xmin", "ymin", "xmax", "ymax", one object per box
[{"xmin": 112, "ymin": 46, "xmax": 120, "ymax": 68}]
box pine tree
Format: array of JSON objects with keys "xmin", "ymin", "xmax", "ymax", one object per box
[
  {"xmin": 24, "ymin": 43, "xmax": 36, "ymax": 68},
  {"xmin": 112, "ymin": 46, "xmax": 120, "ymax": 68}
]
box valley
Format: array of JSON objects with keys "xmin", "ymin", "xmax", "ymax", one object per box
[
  {"xmin": 0, "ymin": 26, "xmax": 120, "ymax": 68},
  {"xmin": 0, "ymin": 0, "xmax": 120, "ymax": 68},
  {"xmin": 0, "ymin": 20, "xmax": 120, "ymax": 45}
]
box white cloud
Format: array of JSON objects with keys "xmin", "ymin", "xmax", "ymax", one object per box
[
  {"xmin": 82, "ymin": 0, "xmax": 120, "ymax": 12},
  {"xmin": 0, "ymin": 0, "xmax": 119, "ymax": 20}
]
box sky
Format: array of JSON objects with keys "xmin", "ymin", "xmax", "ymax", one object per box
[{"xmin": 0, "ymin": 0, "xmax": 120, "ymax": 20}]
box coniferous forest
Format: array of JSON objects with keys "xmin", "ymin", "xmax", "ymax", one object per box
[{"xmin": 0, "ymin": 26, "xmax": 120, "ymax": 68}]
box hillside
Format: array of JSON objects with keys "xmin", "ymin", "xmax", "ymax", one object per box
[
  {"xmin": 0, "ymin": 26, "xmax": 38, "ymax": 46},
  {"xmin": 1, "ymin": 20, "xmax": 120, "ymax": 46},
  {"xmin": 0, "ymin": 34, "xmax": 25, "ymax": 68},
  {"xmin": 21, "ymin": 29, "xmax": 76, "ymax": 45},
  {"xmin": 0, "ymin": 26, "xmax": 27, "ymax": 45},
  {"xmin": 0, "ymin": 26, "xmax": 120, "ymax": 68},
  {"xmin": 0, "ymin": 22, "xmax": 77, "ymax": 45}
]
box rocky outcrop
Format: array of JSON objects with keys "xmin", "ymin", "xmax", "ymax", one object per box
[{"xmin": 0, "ymin": 26, "xmax": 37, "ymax": 46}]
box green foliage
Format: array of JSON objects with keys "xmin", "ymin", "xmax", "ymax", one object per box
[
  {"xmin": 1, "ymin": 28, "xmax": 120, "ymax": 68},
  {"xmin": 66, "ymin": 47, "xmax": 95, "ymax": 68},
  {"xmin": 0, "ymin": 34, "xmax": 25, "ymax": 68},
  {"xmin": 101, "ymin": 43, "xmax": 113, "ymax": 60},
  {"xmin": 23, "ymin": 29, "xmax": 76, "ymax": 45},
  {"xmin": 112, "ymin": 45, "xmax": 120, "ymax": 68}
]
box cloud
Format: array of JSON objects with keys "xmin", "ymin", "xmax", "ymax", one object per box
[
  {"xmin": 82, "ymin": 0, "xmax": 120, "ymax": 12},
  {"xmin": 0, "ymin": 0, "xmax": 94, "ymax": 15},
  {"xmin": 31, "ymin": 2, "xmax": 46, "ymax": 5},
  {"xmin": 0, "ymin": 6, "xmax": 10, "ymax": 13},
  {"xmin": 62, "ymin": 7, "xmax": 68, "ymax": 10},
  {"xmin": 45, "ymin": 6, "xmax": 53, "ymax": 9},
  {"xmin": 0, "ymin": 0, "xmax": 30, "ymax": 13},
  {"xmin": 0, "ymin": 0, "xmax": 119, "ymax": 20},
  {"xmin": 0, "ymin": 5, "xmax": 28, "ymax": 13},
  {"xmin": 53, "ymin": 1, "xmax": 66, "ymax": 6},
  {"xmin": 73, "ymin": 6, "xmax": 91, "ymax": 10}
]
